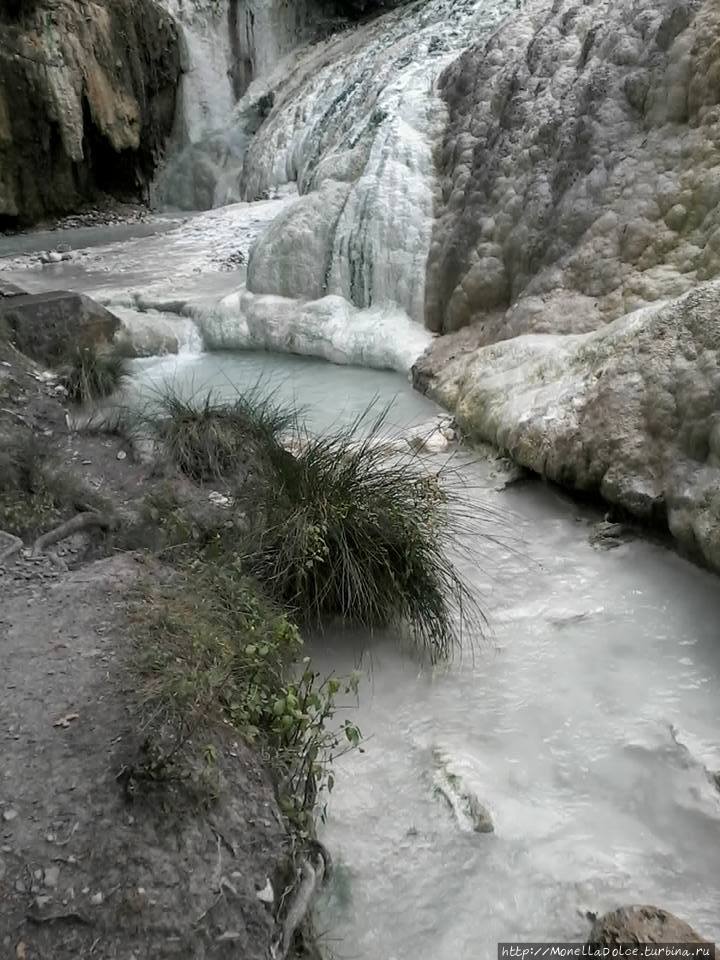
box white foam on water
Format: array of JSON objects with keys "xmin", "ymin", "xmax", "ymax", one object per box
[{"xmin": 192, "ymin": 288, "xmax": 433, "ymax": 372}]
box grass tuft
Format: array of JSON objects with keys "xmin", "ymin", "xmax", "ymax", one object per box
[
  {"xmin": 241, "ymin": 406, "xmax": 481, "ymax": 660},
  {"xmin": 151, "ymin": 384, "xmax": 295, "ymax": 482},
  {"xmin": 60, "ymin": 344, "xmax": 128, "ymax": 405}
]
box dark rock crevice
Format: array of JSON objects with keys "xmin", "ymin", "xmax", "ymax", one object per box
[{"xmin": 0, "ymin": 0, "xmax": 182, "ymax": 226}]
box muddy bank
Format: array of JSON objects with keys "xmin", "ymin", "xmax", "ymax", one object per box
[
  {"xmin": 1, "ymin": 555, "xmax": 288, "ymax": 960},
  {"xmin": 0, "ymin": 340, "xmax": 320, "ymax": 959}
]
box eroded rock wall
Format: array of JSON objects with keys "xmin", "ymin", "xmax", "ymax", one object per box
[
  {"xmin": 415, "ymin": 278, "xmax": 720, "ymax": 571},
  {"xmin": 416, "ymin": 0, "xmax": 720, "ymax": 569},
  {"xmin": 0, "ymin": 0, "xmax": 182, "ymax": 225},
  {"xmin": 425, "ymin": 0, "xmax": 720, "ymax": 340}
]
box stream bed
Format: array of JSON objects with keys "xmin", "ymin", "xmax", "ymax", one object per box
[
  {"xmin": 131, "ymin": 348, "xmax": 720, "ymax": 957},
  {"xmin": 140, "ymin": 349, "xmax": 720, "ymax": 957},
  {"xmin": 2, "ymin": 212, "xmax": 720, "ymax": 957}
]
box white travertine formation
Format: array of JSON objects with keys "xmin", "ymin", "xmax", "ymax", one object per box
[
  {"xmin": 416, "ymin": 281, "xmax": 720, "ymax": 570},
  {"xmin": 425, "ymin": 0, "xmax": 720, "ymax": 336},
  {"xmin": 242, "ymin": 0, "xmax": 514, "ymax": 322},
  {"xmin": 418, "ymin": 0, "xmax": 720, "ymax": 566}
]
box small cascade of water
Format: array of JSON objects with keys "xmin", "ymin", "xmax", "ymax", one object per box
[
  {"xmin": 160, "ymin": 0, "xmax": 239, "ymax": 145},
  {"xmin": 148, "ymin": 0, "xmax": 518, "ymax": 370},
  {"xmin": 111, "ymin": 304, "xmax": 204, "ymax": 357},
  {"xmin": 153, "ymin": 0, "xmax": 347, "ymax": 209}
]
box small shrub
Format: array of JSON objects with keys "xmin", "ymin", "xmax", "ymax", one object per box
[
  {"xmin": 131, "ymin": 560, "xmax": 361, "ymax": 826},
  {"xmin": 0, "ymin": 432, "xmax": 91, "ymax": 537},
  {"xmin": 60, "ymin": 344, "xmax": 128, "ymax": 405},
  {"xmin": 241, "ymin": 406, "xmax": 480, "ymax": 660},
  {"xmin": 150, "ymin": 385, "xmax": 295, "ymax": 482}
]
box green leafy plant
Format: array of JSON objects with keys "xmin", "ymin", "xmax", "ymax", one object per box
[{"xmin": 131, "ymin": 558, "xmax": 361, "ymax": 826}]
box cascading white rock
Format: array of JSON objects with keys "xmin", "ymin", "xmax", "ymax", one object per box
[
  {"xmin": 151, "ymin": 0, "xmax": 517, "ymax": 372},
  {"xmin": 242, "ymin": 0, "xmax": 516, "ymax": 325},
  {"xmin": 193, "ymin": 288, "xmax": 433, "ymax": 371}
]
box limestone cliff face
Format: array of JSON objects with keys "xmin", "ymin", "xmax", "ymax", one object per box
[
  {"xmin": 417, "ymin": 0, "xmax": 720, "ymax": 569},
  {"xmin": 425, "ymin": 0, "xmax": 720, "ymax": 340},
  {"xmin": 152, "ymin": 0, "xmax": 414, "ymax": 211},
  {"xmin": 0, "ymin": 0, "xmax": 182, "ymax": 226}
]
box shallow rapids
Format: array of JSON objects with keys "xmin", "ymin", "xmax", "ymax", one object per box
[
  {"xmin": 1, "ymin": 68, "xmax": 719, "ymax": 955},
  {"xmin": 138, "ymin": 352, "xmax": 720, "ymax": 954},
  {"xmin": 312, "ymin": 446, "xmax": 720, "ymax": 957}
]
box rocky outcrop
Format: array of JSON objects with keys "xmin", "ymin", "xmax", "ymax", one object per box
[
  {"xmin": 588, "ymin": 906, "xmax": 709, "ymax": 944},
  {"xmin": 426, "ymin": 0, "xmax": 720, "ymax": 337},
  {"xmin": 416, "ymin": 0, "xmax": 720, "ymax": 569},
  {"xmin": 0, "ymin": 0, "xmax": 182, "ymax": 226},
  {"xmin": 0, "ymin": 292, "xmax": 121, "ymax": 365},
  {"xmin": 415, "ymin": 281, "xmax": 720, "ymax": 570},
  {"xmin": 155, "ymin": 0, "xmax": 426, "ymax": 211}
]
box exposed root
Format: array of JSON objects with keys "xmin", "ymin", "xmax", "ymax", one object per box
[
  {"xmin": 272, "ymin": 851, "xmax": 326, "ymax": 960},
  {"xmin": 31, "ymin": 511, "xmax": 117, "ymax": 556}
]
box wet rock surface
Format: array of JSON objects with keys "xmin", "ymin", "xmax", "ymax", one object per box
[
  {"xmin": 0, "ymin": 0, "xmax": 182, "ymax": 227},
  {"xmin": 416, "ymin": 280, "xmax": 720, "ymax": 571},
  {"xmin": 587, "ymin": 905, "xmax": 710, "ymax": 945}
]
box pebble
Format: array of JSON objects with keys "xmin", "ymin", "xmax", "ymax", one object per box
[
  {"xmin": 43, "ymin": 865, "xmax": 60, "ymax": 888},
  {"xmin": 90, "ymin": 891, "xmax": 104, "ymax": 905},
  {"xmin": 116, "ymin": 450, "xmax": 127, "ymax": 461},
  {"xmin": 255, "ymin": 878, "xmax": 274, "ymax": 903},
  {"xmin": 2, "ymin": 809, "xmax": 18, "ymax": 822}
]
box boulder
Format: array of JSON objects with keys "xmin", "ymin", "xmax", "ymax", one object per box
[
  {"xmin": 0, "ymin": 279, "xmax": 26, "ymax": 299},
  {"xmin": 415, "ymin": 280, "xmax": 720, "ymax": 571},
  {"xmin": 0, "ymin": 291, "xmax": 121, "ymax": 366},
  {"xmin": 431, "ymin": 749, "xmax": 494, "ymax": 835},
  {"xmin": 588, "ymin": 906, "xmax": 709, "ymax": 945}
]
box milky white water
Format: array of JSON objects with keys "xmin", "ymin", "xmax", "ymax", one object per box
[
  {"xmin": 1, "ymin": 0, "xmax": 719, "ymax": 945},
  {"xmin": 311, "ymin": 447, "xmax": 720, "ymax": 956},
  {"xmin": 133, "ymin": 351, "xmax": 720, "ymax": 954},
  {"xmin": 120, "ymin": 348, "xmax": 720, "ymax": 954}
]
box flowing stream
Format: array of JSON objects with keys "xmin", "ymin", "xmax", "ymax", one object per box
[{"xmin": 2, "ymin": 215, "xmax": 720, "ymax": 954}]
